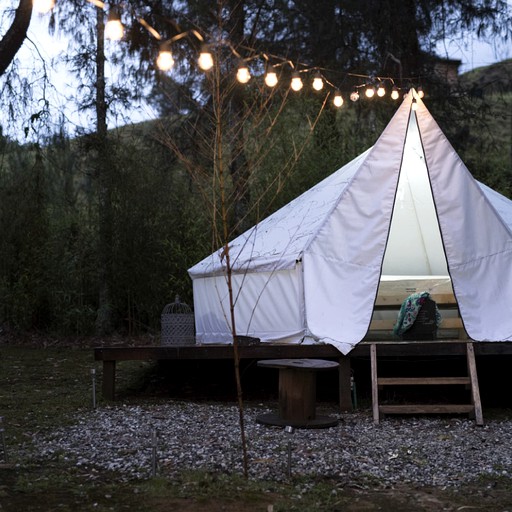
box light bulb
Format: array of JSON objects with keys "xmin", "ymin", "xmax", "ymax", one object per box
[
  {"xmin": 391, "ymin": 86, "xmax": 400, "ymax": 100},
  {"xmin": 365, "ymin": 85, "xmax": 376, "ymax": 98},
  {"xmin": 198, "ymin": 46, "xmax": 214, "ymax": 71},
  {"xmin": 291, "ymin": 72, "xmax": 303, "ymax": 91},
  {"xmin": 312, "ymin": 72, "xmax": 324, "ymax": 91},
  {"xmin": 377, "ymin": 84, "xmax": 386, "ymax": 97},
  {"xmin": 156, "ymin": 48, "xmax": 174, "ymax": 71},
  {"xmin": 350, "ymin": 89, "xmax": 359, "ymax": 102},
  {"xmin": 411, "ymin": 98, "xmax": 418, "ymax": 111},
  {"xmin": 236, "ymin": 64, "xmax": 251, "ymax": 84},
  {"xmin": 33, "ymin": 0, "xmax": 55, "ymax": 13},
  {"xmin": 265, "ymin": 68, "xmax": 277, "ymax": 87},
  {"xmin": 333, "ymin": 91, "xmax": 344, "ymax": 107},
  {"xmin": 417, "ymin": 86, "xmax": 425, "ymax": 98},
  {"xmin": 265, "ymin": 66, "xmax": 278, "ymax": 87},
  {"xmin": 105, "ymin": 7, "xmax": 124, "ymax": 41}
]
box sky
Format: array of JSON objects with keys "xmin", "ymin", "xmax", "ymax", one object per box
[
  {"xmin": 436, "ymin": 31, "xmax": 512, "ymax": 73},
  {"xmin": 10, "ymin": 13, "xmax": 159, "ymax": 139},
  {"xmin": 439, "ymin": 0, "xmax": 512, "ymax": 71},
  {"xmin": 3, "ymin": 6, "xmax": 512, "ymax": 142}
]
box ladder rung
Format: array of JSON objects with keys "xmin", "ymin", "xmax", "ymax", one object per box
[
  {"xmin": 380, "ymin": 404, "xmax": 475, "ymax": 414},
  {"xmin": 378, "ymin": 377, "xmax": 470, "ymax": 386}
]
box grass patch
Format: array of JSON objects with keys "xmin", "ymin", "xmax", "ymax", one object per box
[{"xmin": 0, "ymin": 347, "xmax": 96, "ymax": 441}]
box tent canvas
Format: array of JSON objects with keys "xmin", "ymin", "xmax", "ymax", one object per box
[{"xmin": 188, "ymin": 91, "xmax": 512, "ymax": 354}]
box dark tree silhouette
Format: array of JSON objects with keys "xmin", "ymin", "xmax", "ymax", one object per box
[{"xmin": 0, "ymin": 0, "xmax": 33, "ymax": 76}]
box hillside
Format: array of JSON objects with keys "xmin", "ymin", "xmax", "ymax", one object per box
[{"xmin": 460, "ymin": 58, "xmax": 512, "ymax": 94}]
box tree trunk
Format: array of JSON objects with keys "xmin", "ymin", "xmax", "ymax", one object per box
[
  {"xmin": 227, "ymin": 0, "xmax": 251, "ymax": 235},
  {"xmin": 0, "ymin": 0, "xmax": 33, "ymax": 76},
  {"xmin": 94, "ymin": 5, "xmax": 114, "ymax": 335}
]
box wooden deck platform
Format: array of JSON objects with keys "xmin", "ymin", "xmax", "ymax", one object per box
[
  {"xmin": 93, "ymin": 286, "xmax": 512, "ymax": 413},
  {"xmin": 93, "ymin": 340, "xmax": 512, "ymax": 403}
]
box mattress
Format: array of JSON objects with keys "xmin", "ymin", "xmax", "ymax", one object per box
[{"xmin": 377, "ymin": 275, "xmax": 453, "ymax": 298}]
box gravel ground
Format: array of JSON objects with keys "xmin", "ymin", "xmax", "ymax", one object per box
[{"xmin": 19, "ymin": 402, "xmax": 512, "ymax": 486}]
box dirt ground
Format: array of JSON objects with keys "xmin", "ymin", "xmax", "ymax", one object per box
[
  {"xmin": 2, "ymin": 468, "xmax": 511, "ymax": 512},
  {"xmin": 146, "ymin": 484, "xmax": 512, "ymax": 511}
]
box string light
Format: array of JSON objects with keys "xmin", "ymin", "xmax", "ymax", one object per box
[
  {"xmin": 236, "ymin": 62, "xmax": 251, "ymax": 84},
  {"xmin": 105, "ymin": 6, "xmax": 124, "ymax": 40},
  {"xmin": 33, "ymin": 0, "xmax": 56, "ymax": 13},
  {"xmin": 264, "ymin": 66, "xmax": 278, "ymax": 87},
  {"xmin": 333, "ymin": 90, "xmax": 344, "ymax": 108},
  {"xmin": 198, "ymin": 45, "xmax": 214, "ymax": 71},
  {"xmin": 31, "ymin": 1, "xmax": 428, "ymax": 108},
  {"xmin": 290, "ymin": 71, "xmax": 303, "ymax": 92},
  {"xmin": 156, "ymin": 44, "xmax": 174, "ymax": 71},
  {"xmin": 365, "ymin": 84, "xmax": 376, "ymax": 98},
  {"xmin": 312, "ymin": 72, "xmax": 324, "ymax": 91}
]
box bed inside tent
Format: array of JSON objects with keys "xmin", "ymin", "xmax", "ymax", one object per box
[{"xmin": 188, "ymin": 91, "xmax": 512, "ymax": 355}]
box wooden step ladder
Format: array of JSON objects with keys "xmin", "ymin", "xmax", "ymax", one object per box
[{"xmin": 370, "ymin": 342, "xmax": 483, "ymax": 425}]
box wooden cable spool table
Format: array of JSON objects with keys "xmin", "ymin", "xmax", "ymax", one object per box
[{"xmin": 256, "ymin": 358, "xmax": 339, "ymax": 428}]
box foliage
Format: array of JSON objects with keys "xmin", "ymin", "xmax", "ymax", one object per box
[
  {"xmin": 0, "ymin": 142, "xmax": 51, "ymax": 330},
  {"xmin": 426, "ymin": 62, "xmax": 512, "ymax": 197},
  {"xmin": 0, "ymin": 56, "xmax": 510, "ymax": 335},
  {"xmin": 0, "ymin": 122, "xmax": 210, "ymax": 334}
]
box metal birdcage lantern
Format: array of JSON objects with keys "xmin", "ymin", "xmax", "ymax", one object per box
[{"xmin": 161, "ymin": 295, "xmax": 195, "ymax": 346}]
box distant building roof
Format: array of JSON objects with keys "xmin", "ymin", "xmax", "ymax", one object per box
[{"xmin": 432, "ymin": 56, "xmax": 462, "ymax": 85}]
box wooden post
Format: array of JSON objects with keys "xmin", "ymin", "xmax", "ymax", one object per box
[
  {"xmin": 370, "ymin": 344, "xmax": 379, "ymax": 424},
  {"xmin": 338, "ymin": 356, "xmax": 353, "ymax": 412},
  {"xmin": 102, "ymin": 360, "xmax": 116, "ymax": 401},
  {"xmin": 466, "ymin": 343, "xmax": 484, "ymax": 426}
]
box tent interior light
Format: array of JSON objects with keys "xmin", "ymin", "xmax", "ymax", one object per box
[
  {"xmin": 236, "ymin": 63, "xmax": 251, "ymax": 83},
  {"xmin": 264, "ymin": 66, "xmax": 278, "ymax": 87},
  {"xmin": 291, "ymin": 72, "xmax": 303, "ymax": 91},
  {"xmin": 105, "ymin": 6, "xmax": 124, "ymax": 40},
  {"xmin": 333, "ymin": 90, "xmax": 344, "ymax": 107},
  {"xmin": 198, "ymin": 46, "xmax": 214, "ymax": 71},
  {"xmin": 411, "ymin": 98, "xmax": 418, "ymax": 111},
  {"xmin": 33, "ymin": 0, "xmax": 55, "ymax": 13},
  {"xmin": 312, "ymin": 72, "xmax": 324, "ymax": 91}
]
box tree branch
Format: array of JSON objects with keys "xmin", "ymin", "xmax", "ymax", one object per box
[{"xmin": 0, "ymin": 0, "xmax": 33, "ymax": 76}]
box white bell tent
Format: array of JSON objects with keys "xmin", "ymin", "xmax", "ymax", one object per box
[{"xmin": 188, "ymin": 91, "xmax": 512, "ymax": 354}]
